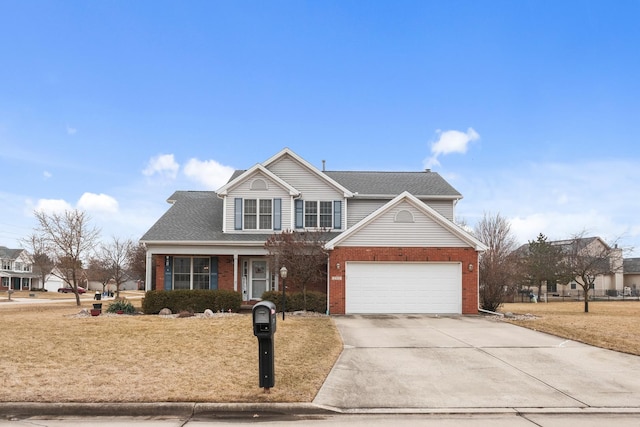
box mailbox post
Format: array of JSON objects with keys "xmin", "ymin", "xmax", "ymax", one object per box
[{"xmin": 252, "ymin": 300, "xmax": 277, "ymax": 392}]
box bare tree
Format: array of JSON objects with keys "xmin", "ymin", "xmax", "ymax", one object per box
[
  {"xmin": 86, "ymin": 256, "xmax": 113, "ymax": 295},
  {"xmin": 264, "ymin": 230, "xmax": 329, "ymax": 311},
  {"xmin": 560, "ymin": 232, "xmax": 623, "ymax": 313},
  {"xmin": 21, "ymin": 233, "xmax": 55, "ymax": 291},
  {"xmin": 34, "ymin": 209, "xmax": 101, "ymax": 306},
  {"xmin": 474, "ymin": 212, "xmax": 518, "ymax": 312},
  {"xmin": 126, "ymin": 242, "xmax": 147, "ymax": 289},
  {"xmin": 98, "ymin": 237, "xmax": 134, "ymax": 299}
]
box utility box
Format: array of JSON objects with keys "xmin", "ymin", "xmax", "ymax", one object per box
[{"xmin": 252, "ymin": 301, "xmax": 277, "ymax": 390}]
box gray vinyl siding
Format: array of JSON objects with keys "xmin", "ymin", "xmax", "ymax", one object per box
[
  {"xmin": 418, "ymin": 199, "xmax": 454, "ymax": 221},
  {"xmin": 338, "ymin": 201, "xmax": 468, "ymax": 247},
  {"xmin": 224, "ymin": 171, "xmax": 292, "ymax": 232},
  {"xmin": 346, "ymin": 198, "xmax": 455, "ymax": 228},
  {"xmin": 267, "ymin": 154, "xmax": 346, "ymax": 230},
  {"xmin": 267, "ymin": 155, "xmax": 345, "ymax": 200},
  {"xmin": 346, "ymin": 199, "xmax": 388, "ymax": 228}
]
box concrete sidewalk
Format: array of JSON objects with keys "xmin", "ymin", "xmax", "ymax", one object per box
[{"xmin": 313, "ymin": 315, "xmax": 640, "ymax": 413}]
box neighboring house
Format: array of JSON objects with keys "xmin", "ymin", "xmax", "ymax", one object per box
[
  {"xmin": 0, "ymin": 246, "xmax": 39, "ymax": 291},
  {"xmin": 42, "ymin": 270, "xmax": 64, "ymax": 293},
  {"xmin": 86, "ymin": 279, "xmax": 140, "ymax": 293},
  {"xmin": 141, "ymin": 148, "xmax": 487, "ymax": 315},
  {"xmin": 623, "ymin": 258, "xmax": 640, "ymax": 296},
  {"xmin": 517, "ymin": 237, "xmax": 624, "ymax": 297}
]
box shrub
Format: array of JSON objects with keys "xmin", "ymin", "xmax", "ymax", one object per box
[
  {"xmin": 106, "ymin": 299, "xmax": 136, "ymax": 314},
  {"xmin": 261, "ymin": 290, "xmax": 326, "ymax": 313},
  {"xmin": 141, "ymin": 290, "xmax": 242, "ymax": 314},
  {"xmin": 215, "ymin": 290, "xmax": 242, "ymax": 312}
]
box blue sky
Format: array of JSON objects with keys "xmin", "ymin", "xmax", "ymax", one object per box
[{"xmin": 1, "ymin": 0, "xmax": 639, "ymax": 256}]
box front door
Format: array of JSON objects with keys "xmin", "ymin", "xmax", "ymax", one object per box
[{"xmin": 250, "ymin": 260, "xmax": 268, "ymax": 300}]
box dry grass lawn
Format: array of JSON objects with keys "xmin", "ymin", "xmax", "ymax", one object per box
[
  {"xmin": 0, "ymin": 294, "xmax": 342, "ymax": 403},
  {"xmin": 501, "ymin": 301, "xmax": 640, "ymax": 356}
]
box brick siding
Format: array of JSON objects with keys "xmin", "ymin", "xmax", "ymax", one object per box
[{"xmin": 328, "ymin": 247, "xmax": 479, "ymax": 315}]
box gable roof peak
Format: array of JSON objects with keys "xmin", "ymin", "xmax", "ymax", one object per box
[
  {"xmin": 263, "ymin": 148, "xmax": 354, "ymax": 197},
  {"xmin": 215, "ymin": 163, "xmax": 300, "ymax": 197}
]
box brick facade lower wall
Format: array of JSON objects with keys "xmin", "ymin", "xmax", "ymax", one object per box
[
  {"xmin": 151, "ymin": 247, "xmax": 479, "ymax": 315},
  {"xmin": 328, "ymin": 247, "xmax": 479, "ymax": 315}
]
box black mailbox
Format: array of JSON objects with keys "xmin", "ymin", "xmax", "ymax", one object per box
[
  {"xmin": 252, "ymin": 300, "xmax": 277, "ymax": 391},
  {"xmin": 252, "ymin": 300, "xmax": 277, "ymax": 338}
]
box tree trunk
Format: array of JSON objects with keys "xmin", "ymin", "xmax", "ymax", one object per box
[
  {"xmin": 583, "ymin": 290, "xmax": 589, "ymax": 313},
  {"xmin": 75, "ymin": 291, "xmax": 81, "ymax": 307}
]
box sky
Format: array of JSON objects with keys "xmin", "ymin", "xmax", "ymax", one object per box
[{"xmin": 1, "ymin": 0, "xmax": 639, "ymax": 257}]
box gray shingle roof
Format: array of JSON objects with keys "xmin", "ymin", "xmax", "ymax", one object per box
[
  {"xmin": 141, "ymin": 191, "xmax": 344, "ymax": 243},
  {"xmin": 324, "ymin": 171, "xmax": 461, "ymax": 198},
  {"xmin": 624, "ymin": 258, "xmax": 640, "ymax": 274},
  {"xmin": 141, "ymin": 192, "xmax": 272, "ymax": 242},
  {"xmin": 228, "ymin": 169, "xmax": 461, "ymax": 198},
  {"xmin": 0, "ymin": 246, "xmax": 23, "ymax": 260}
]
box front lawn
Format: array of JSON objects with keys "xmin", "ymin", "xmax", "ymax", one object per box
[
  {"xmin": 500, "ymin": 301, "xmax": 640, "ymax": 356},
  {"xmin": 0, "ymin": 301, "xmax": 342, "ymax": 403}
]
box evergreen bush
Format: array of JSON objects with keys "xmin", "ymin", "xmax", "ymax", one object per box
[{"xmin": 141, "ymin": 290, "xmax": 242, "ymax": 314}]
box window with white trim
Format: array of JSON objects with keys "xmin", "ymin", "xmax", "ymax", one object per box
[
  {"xmin": 244, "ymin": 199, "xmax": 273, "ymax": 230},
  {"xmin": 304, "ymin": 201, "xmax": 335, "ymax": 228},
  {"xmin": 173, "ymin": 256, "xmax": 210, "ymax": 290}
]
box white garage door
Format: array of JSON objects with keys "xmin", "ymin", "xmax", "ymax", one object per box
[{"xmin": 345, "ymin": 262, "xmax": 462, "ymax": 314}]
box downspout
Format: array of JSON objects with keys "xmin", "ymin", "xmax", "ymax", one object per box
[{"xmin": 478, "ymin": 308, "xmax": 504, "ymax": 317}]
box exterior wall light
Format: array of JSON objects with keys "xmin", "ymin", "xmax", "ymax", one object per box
[{"xmin": 468, "ymin": 263, "xmax": 474, "ymax": 272}]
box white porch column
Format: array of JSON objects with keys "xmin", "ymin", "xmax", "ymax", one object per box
[
  {"xmin": 145, "ymin": 251, "xmax": 153, "ymax": 291},
  {"xmin": 233, "ymin": 253, "xmax": 238, "ymax": 292}
]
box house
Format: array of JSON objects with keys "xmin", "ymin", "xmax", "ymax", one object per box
[
  {"xmin": 516, "ymin": 237, "xmax": 624, "ymax": 297},
  {"xmin": 0, "ymin": 246, "xmax": 39, "ymax": 291},
  {"xmin": 140, "ymin": 148, "xmax": 487, "ymax": 314},
  {"xmin": 623, "ymin": 258, "xmax": 640, "ymax": 296}
]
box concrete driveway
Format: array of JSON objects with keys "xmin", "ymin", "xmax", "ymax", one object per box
[{"xmin": 313, "ymin": 315, "xmax": 640, "ymax": 412}]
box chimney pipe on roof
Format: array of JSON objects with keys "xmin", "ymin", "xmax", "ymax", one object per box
[{"xmin": 322, "ymin": 160, "xmax": 326, "ymax": 171}]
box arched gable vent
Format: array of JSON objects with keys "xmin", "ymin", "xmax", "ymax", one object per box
[
  {"xmin": 250, "ymin": 178, "xmax": 268, "ymax": 190},
  {"xmin": 394, "ymin": 209, "xmax": 414, "ymax": 223}
]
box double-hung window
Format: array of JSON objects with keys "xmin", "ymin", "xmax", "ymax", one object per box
[
  {"xmin": 302, "ymin": 200, "xmax": 339, "ymax": 229},
  {"xmin": 173, "ymin": 256, "xmax": 210, "ymax": 290},
  {"xmin": 244, "ymin": 199, "xmax": 273, "ymax": 230}
]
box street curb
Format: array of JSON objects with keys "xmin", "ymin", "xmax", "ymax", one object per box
[
  {"xmin": 3, "ymin": 402, "xmax": 640, "ymax": 418},
  {"xmin": 0, "ymin": 402, "xmax": 334, "ymax": 418}
]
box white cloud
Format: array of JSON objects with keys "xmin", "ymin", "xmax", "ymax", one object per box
[
  {"xmin": 183, "ymin": 158, "xmax": 235, "ymax": 189},
  {"xmin": 43, "ymin": 171, "xmax": 52, "ymax": 180},
  {"xmin": 425, "ymin": 127, "xmax": 479, "ymax": 168},
  {"xmin": 66, "ymin": 125, "xmax": 77, "ymax": 135},
  {"xmin": 77, "ymin": 192, "xmax": 119, "ymax": 214},
  {"xmin": 453, "ymin": 159, "xmax": 640, "ymax": 255},
  {"xmin": 143, "ymin": 154, "xmax": 179, "ymax": 179},
  {"xmin": 33, "ymin": 199, "xmax": 73, "ymax": 214}
]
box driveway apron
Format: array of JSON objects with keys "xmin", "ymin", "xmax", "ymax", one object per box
[{"xmin": 313, "ymin": 315, "xmax": 640, "ymax": 411}]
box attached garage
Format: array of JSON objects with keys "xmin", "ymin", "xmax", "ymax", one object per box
[{"xmin": 345, "ymin": 262, "xmax": 462, "ymax": 314}]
